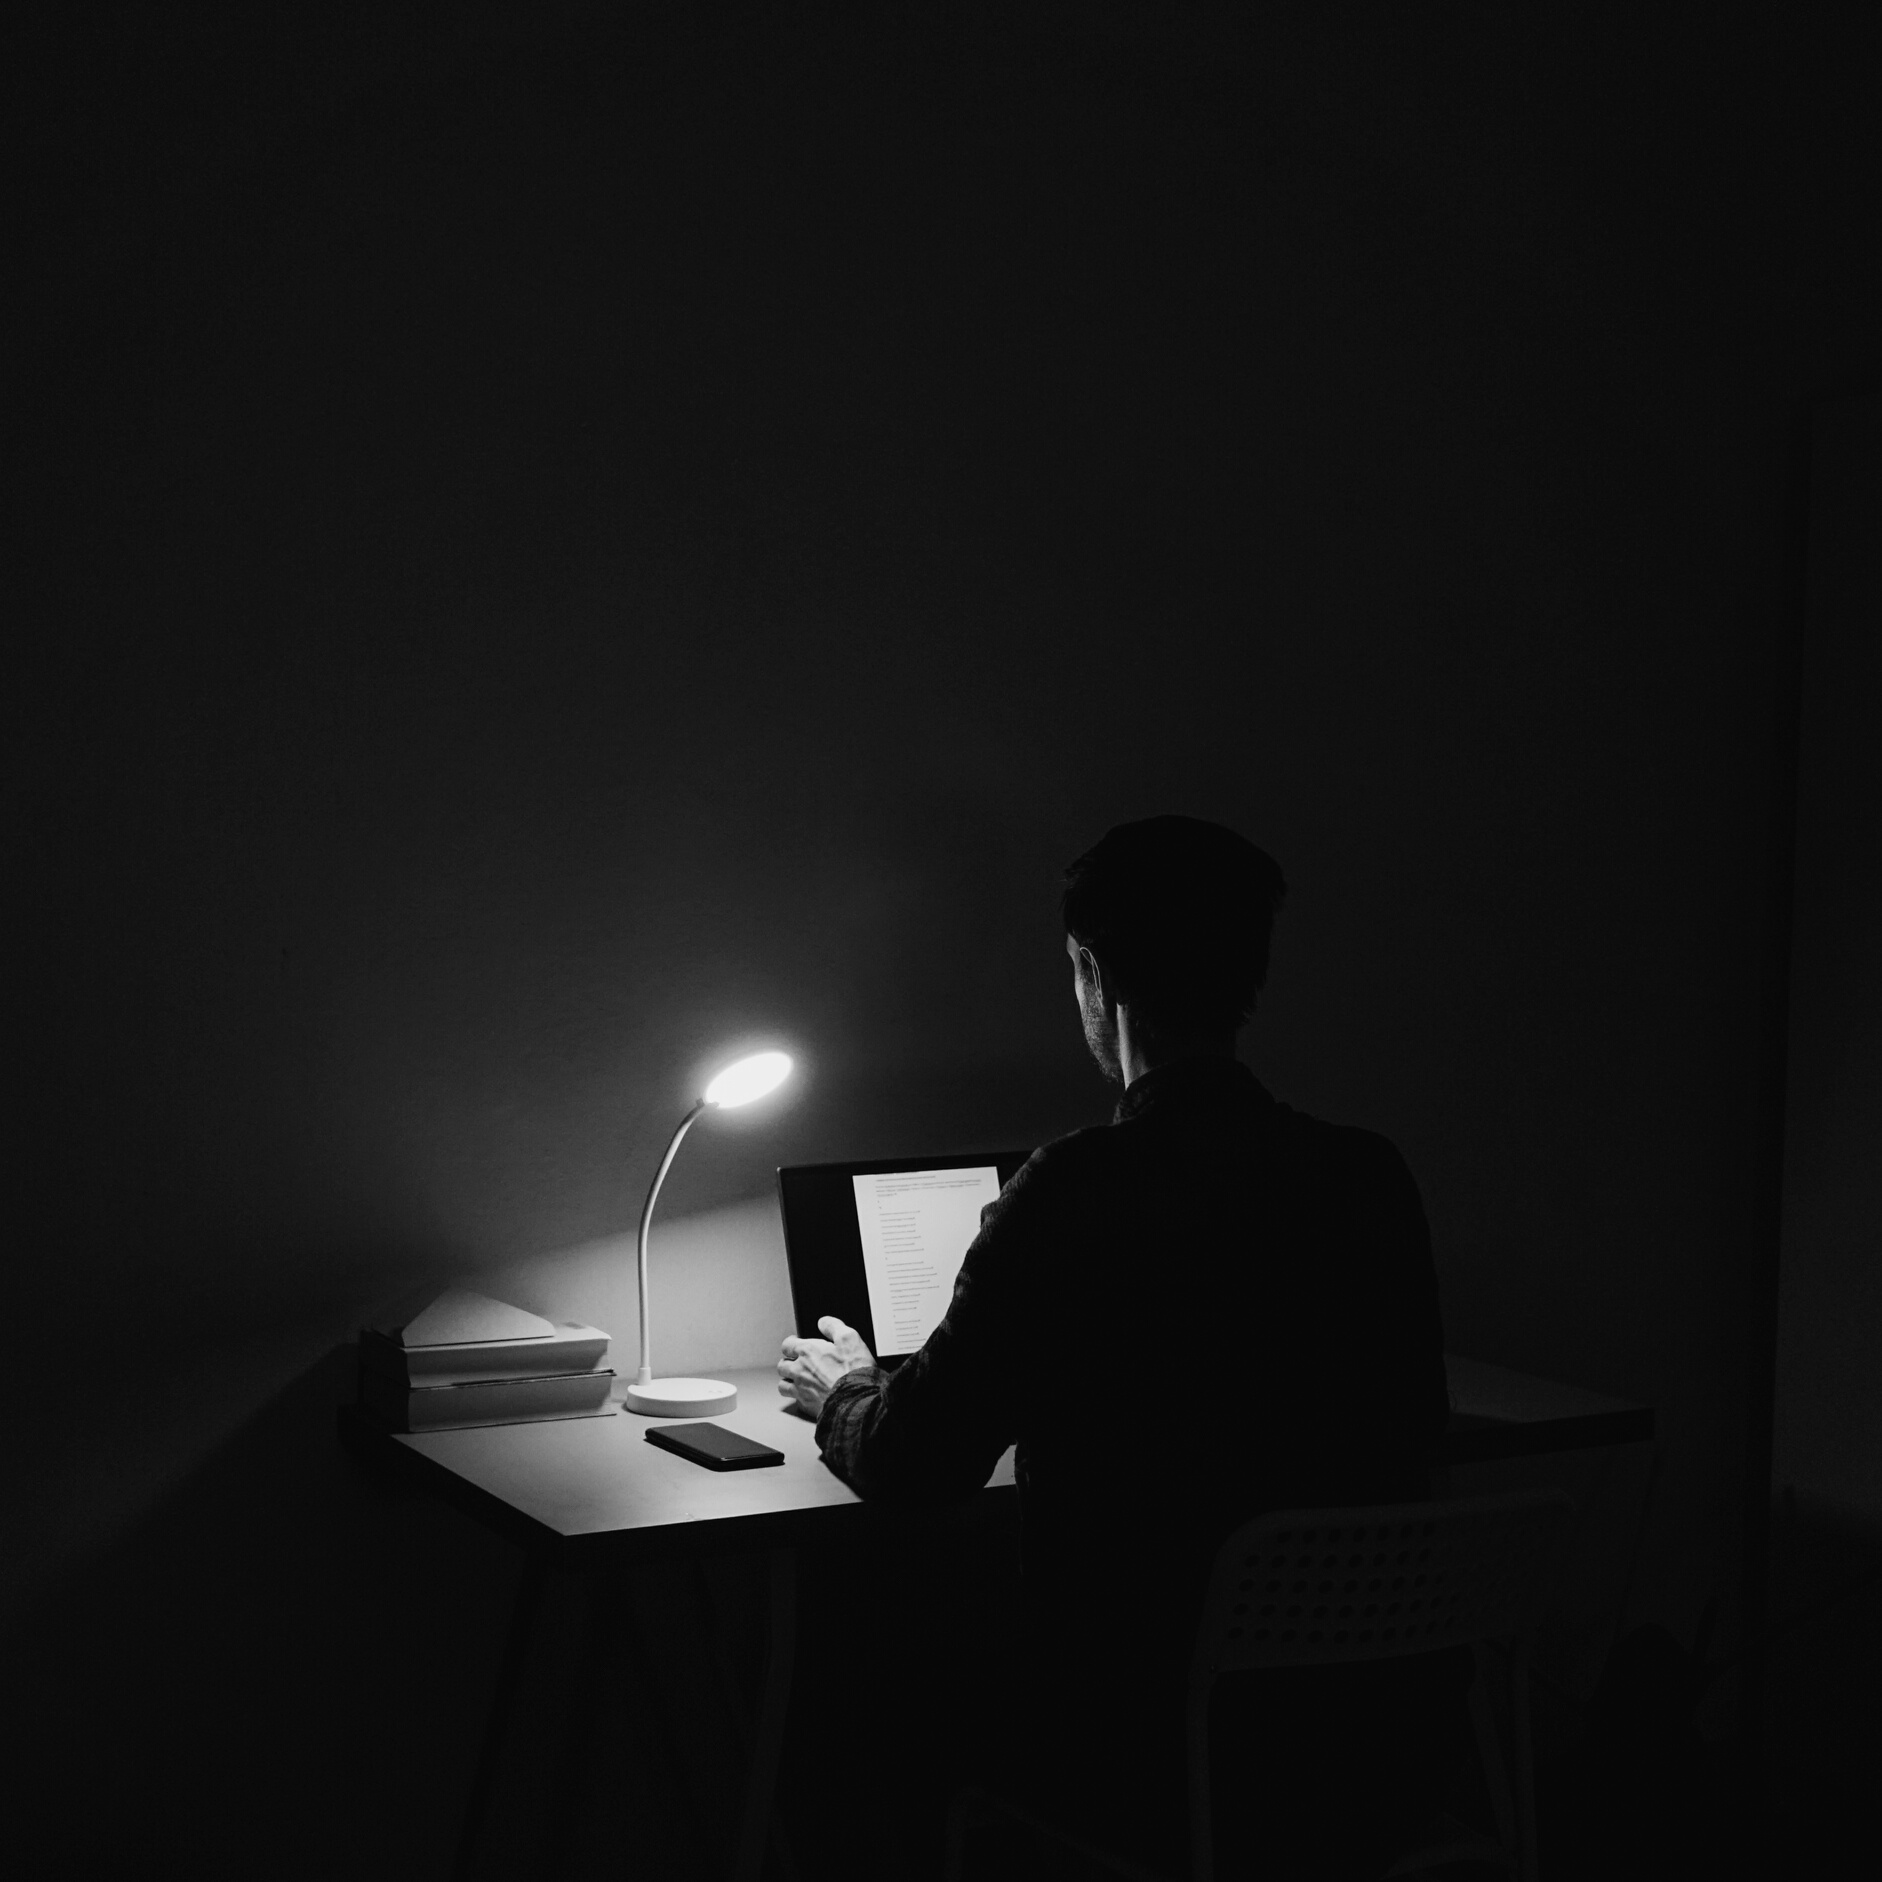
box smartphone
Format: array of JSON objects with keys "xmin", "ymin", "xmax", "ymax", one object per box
[{"xmin": 644, "ymin": 1421, "xmax": 786, "ymax": 1471}]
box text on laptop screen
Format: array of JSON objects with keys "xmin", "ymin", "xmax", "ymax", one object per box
[{"xmin": 852, "ymin": 1165, "xmax": 1002, "ymax": 1356}]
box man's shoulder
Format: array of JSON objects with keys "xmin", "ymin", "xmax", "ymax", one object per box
[
  {"xmin": 984, "ymin": 1124, "xmax": 1140, "ymax": 1221},
  {"xmin": 1025, "ymin": 1101, "xmax": 1404, "ymax": 1156},
  {"xmin": 1270, "ymin": 1102, "xmax": 1417, "ymax": 1185},
  {"xmin": 1008, "ymin": 1124, "xmax": 1115, "ymax": 1187},
  {"xmin": 1007, "ymin": 1104, "xmax": 1415, "ymax": 1198},
  {"xmin": 1278, "ymin": 1103, "xmax": 1407, "ymax": 1158}
]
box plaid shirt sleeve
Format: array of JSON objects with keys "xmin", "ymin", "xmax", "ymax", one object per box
[{"xmin": 813, "ymin": 1147, "xmax": 1058, "ymax": 1501}]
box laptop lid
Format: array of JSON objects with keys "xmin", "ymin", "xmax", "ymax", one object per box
[{"xmin": 777, "ymin": 1150, "xmax": 1032, "ymax": 1368}]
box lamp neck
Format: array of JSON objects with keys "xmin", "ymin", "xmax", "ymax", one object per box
[{"xmin": 635, "ymin": 1099, "xmax": 709, "ymax": 1386}]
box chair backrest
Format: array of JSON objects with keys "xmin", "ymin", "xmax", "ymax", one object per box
[{"xmin": 1192, "ymin": 1488, "xmax": 1577, "ymax": 1678}]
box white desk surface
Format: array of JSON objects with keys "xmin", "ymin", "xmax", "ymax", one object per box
[
  {"xmin": 352, "ymin": 1355, "xmax": 1649, "ymax": 1561},
  {"xmin": 380, "ymin": 1366, "xmax": 1013, "ymax": 1553}
]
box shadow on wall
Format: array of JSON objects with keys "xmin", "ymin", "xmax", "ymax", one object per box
[
  {"xmin": 2, "ymin": 1195, "xmax": 805, "ymax": 1622},
  {"xmin": 4, "ymin": 1344, "xmax": 517, "ymax": 1874},
  {"xmin": 0, "ymin": 1198, "xmax": 822, "ymax": 1877},
  {"xmin": 3, "ymin": 1339, "xmax": 791, "ymax": 1878},
  {"xmin": 474, "ymin": 1194, "xmax": 799, "ymax": 1382}
]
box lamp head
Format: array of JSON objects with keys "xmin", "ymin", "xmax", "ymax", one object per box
[{"xmin": 702, "ymin": 1049, "xmax": 793, "ymax": 1109}]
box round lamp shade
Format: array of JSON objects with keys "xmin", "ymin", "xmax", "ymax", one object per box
[{"xmin": 703, "ymin": 1050, "xmax": 793, "ymax": 1109}]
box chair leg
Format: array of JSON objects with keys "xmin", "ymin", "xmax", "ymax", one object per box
[
  {"xmin": 945, "ymin": 1785, "xmax": 993, "ymax": 1882},
  {"xmin": 1507, "ymin": 1637, "xmax": 1539, "ymax": 1882},
  {"xmin": 1468, "ymin": 1639, "xmax": 1519, "ymax": 1859},
  {"xmin": 1185, "ymin": 1689, "xmax": 1213, "ymax": 1882}
]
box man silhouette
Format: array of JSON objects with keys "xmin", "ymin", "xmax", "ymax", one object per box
[{"xmin": 780, "ymin": 816, "xmax": 1471, "ymax": 1878}]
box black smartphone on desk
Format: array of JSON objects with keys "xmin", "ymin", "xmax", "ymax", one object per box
[{"xmin": 645, "ymin": 1422, "xmax": 785, "ymax": 1470}]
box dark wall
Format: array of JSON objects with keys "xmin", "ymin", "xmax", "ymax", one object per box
[
  {"xmin": 1763, "ymin": 395, "xmax": 1882, "ymax": 1824},
  {"xmin": 8, "ymin": 3, "xmax": 1876, "ymax": 1871},
  {"xmin": 1776, "ymin": 397, "xmax": 1882, "ymax": 1525}
]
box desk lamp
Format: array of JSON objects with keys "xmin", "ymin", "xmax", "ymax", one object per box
[{"xmin": 623, "ymin": 1049, "xmax": 794, "ymax": 1418}]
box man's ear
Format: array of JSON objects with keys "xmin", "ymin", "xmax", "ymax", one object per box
[{"xmin": 1078, "ymin": 944, "xmax": 1111, "ymax": 1007}]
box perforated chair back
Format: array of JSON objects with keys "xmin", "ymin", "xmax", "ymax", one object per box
[
  {"xmin": 1192, "ymin": 1487, "xmax": 1576, "ymax": 1679},
  {"xmin": 1173, "ymin": 1489, "xmax": 1577, "ymax": 1882}
]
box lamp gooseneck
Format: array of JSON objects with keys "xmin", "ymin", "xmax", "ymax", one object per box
[
  {"xmin": 623, "ymin": 1050, "xmax": 791, "ymax": 1419},
  {"xmin": 635, "ymin": 1099, "xmax": 708, "ymax": 1388}
]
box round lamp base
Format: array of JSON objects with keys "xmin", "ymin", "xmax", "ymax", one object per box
[{"xmin": 623, "ymin": 1377, "xmax": 739, "ymax": 1418}]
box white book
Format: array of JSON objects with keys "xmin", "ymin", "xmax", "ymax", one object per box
[
  {"xmin": 359, "ymin": 1368, "xmax": 617, "ymax": 1433},
  {"xmin": 358, "ymin": 1320, "xmax": 612, "ymax": 1387}
]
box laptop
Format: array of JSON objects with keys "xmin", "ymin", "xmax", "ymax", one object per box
[{"xmin": 777, "ymin": 1150, "xmax": 1032, "ymax": 1368}]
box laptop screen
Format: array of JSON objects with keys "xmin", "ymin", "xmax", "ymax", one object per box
[{"xmin": 776, "ymin": 1150, "xmax": 1032, "ymax": 1366}]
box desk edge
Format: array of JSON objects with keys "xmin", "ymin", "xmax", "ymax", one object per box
[{"xmin": 1444, "ymin": 1406, "xmax": 1656, "ymax": 1463}]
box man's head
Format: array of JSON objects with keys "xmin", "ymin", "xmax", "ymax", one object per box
[{"xmin": 1062, "ymin": 815, "xmax": 1287, "ymax": 1080}]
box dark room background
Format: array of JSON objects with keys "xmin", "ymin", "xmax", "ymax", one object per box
[{"xmin": 8, "ymin": 2, "xmax": 1877, "ymax": 1874}]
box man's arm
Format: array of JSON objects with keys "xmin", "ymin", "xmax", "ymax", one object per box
[
  {"xmin": 786, "ymin": 1148, "xmax": 1059, "ymax": 1502},
  {"xmin": 778, "ymin": 1317, "xmax": 879, "ymax": 1416}
]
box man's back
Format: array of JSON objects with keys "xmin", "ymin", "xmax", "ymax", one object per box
[
  {"xmin": 1005, "ymin": 1058, "xmax": 1449, "ymax": 1684},
  {"xmin": 818, "ymin": 1058, "xmax": 1467, "ymax": 1872}
]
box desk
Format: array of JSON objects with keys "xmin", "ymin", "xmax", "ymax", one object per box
[
  {"xmin": 1444, "ymin": 1354, "xmax": 1654, "ymax": 1462},
  {"xmin": 339, "ymin": 1367, "xmax": 1010, "ymax": 1882},
  {"xmin": 338, "ymin": 1356, "xmax": 1652, "ymax": 1880}
]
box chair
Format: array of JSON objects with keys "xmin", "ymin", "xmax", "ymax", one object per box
[{"xmin": 944, "ymin": 1488, "xmax": 1577, "ymax": 1882}]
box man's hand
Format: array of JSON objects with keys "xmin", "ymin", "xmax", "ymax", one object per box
[{"xmin": 777, "ymin": 1317, "xmax": 877, "ymax": 1420}]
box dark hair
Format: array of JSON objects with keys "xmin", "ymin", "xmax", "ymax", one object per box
[{"xmin": 1061, "ymin": 816, "xmax": 1287, "ymax": 1033}]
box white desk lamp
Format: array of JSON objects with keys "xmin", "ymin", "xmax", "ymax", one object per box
[{"xmin": 623, "ymin": 1049, "xmax": 794, "ymax": 1418}]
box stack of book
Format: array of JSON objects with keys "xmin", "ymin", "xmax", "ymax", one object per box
[{"xmin": 358, "ymin": 1287, "xmax": 616, "ymax": 1432}]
